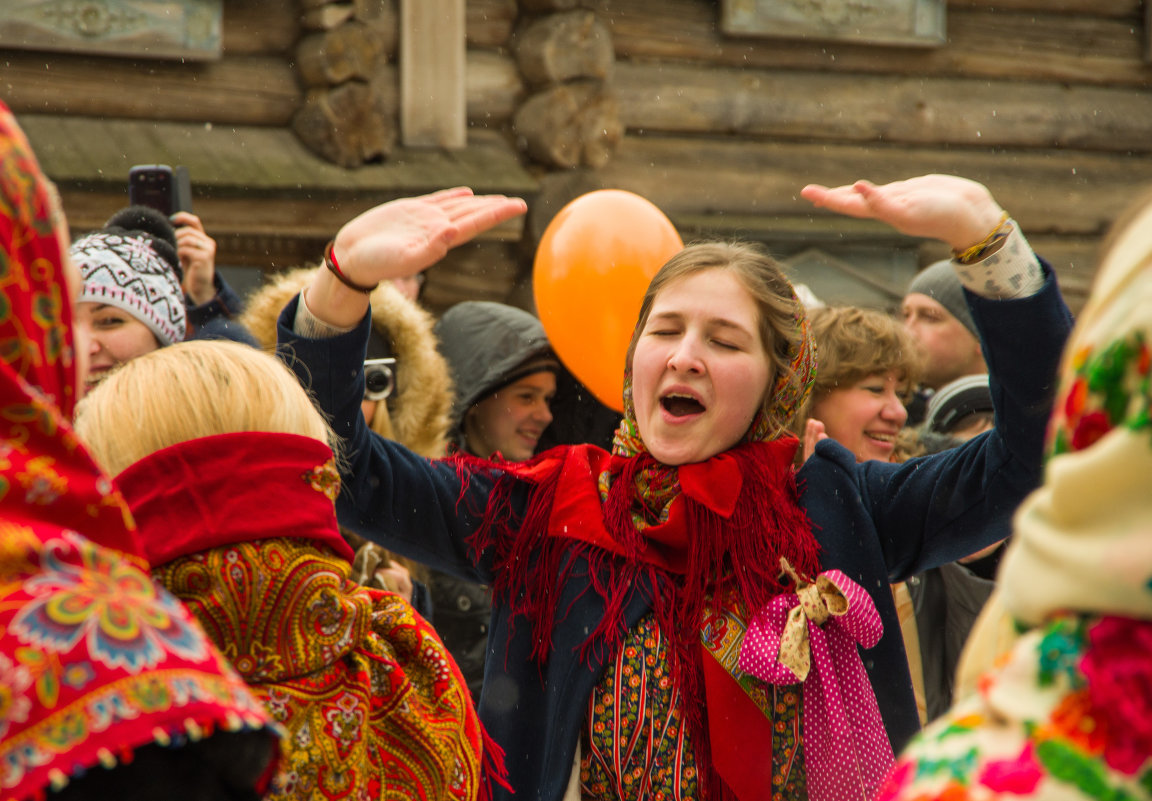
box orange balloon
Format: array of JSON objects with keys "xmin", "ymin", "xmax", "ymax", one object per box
[{"xmin": 533, "ymin": 190, "xmax": 683, "ymax": 412}]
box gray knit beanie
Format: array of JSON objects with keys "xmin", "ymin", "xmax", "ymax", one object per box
[
  {"xmin": 434, "ymin": 301, "xmax": 558, "ymax": 431},
  {"xmin": 906, "ymin": 259, "xmax": 978, "ymax": 338}
]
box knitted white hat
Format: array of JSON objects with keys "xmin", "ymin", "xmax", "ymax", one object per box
[{"xmin": 73, "ymin": 231, "xmax": 186, "ymax": 346}]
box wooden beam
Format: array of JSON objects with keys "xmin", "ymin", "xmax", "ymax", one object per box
[
  {"xmin": 588, "ymin": 0, "xmax": 1149, "ymax": 88},
  {"xmin": 466, "ymin": 0, "xmax": 518, "ymax": 47},
  {"xmin": 2, "ymin": 48, "xmax": 522, "ymax": 131},
  {"xmin": 946, "ymin": 0, "xmax": 1138, "ymax": 16},
  {"xmin": 0, "ymin": 52, "xmax": 300, "ymax": 126},
  {"xmin": 614, "ymin": 62, "xmax": 1152, "ymax": 154},
  {"xmin": 594, "ymin": 135, "xmax": 1152, "ymax": 237},
  {"xmin": 223, "ymin": 0, "xmax": 300, "ymax": 54},
  {"xmin": 400, "ymin": 0, "xmax": 466, "ymax": 148}
]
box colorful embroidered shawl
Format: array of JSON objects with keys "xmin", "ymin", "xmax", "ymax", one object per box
[
  {"xmin": 878, "ymin": 191, "xmax": 1152, "ymax": 800},
  {"xmin": 0, "ymin": 99, "xmax": 278, "ymax": 801}
]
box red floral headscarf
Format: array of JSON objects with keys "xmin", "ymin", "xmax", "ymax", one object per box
[{"xmin": 0, "ymin": 100, "xmax": 279, "ymax": 800}]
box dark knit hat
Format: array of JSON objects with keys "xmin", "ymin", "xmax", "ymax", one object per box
[
  {"xmin": 434, "ymin": 301, "xmax": 559, "ymax": 430},
  {"xmin": 72, "ymin": 206, "xmax": 187, "ymax": 346},
  {"xmin": 906, "ymin": 259, "xmax": 978, "ymax": 339}
]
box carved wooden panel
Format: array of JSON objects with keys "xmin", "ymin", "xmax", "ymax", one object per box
[
  {"xmin": 0, "ymin": 0, "xmax": 222, "ymax": 60},
  {"xmin": 721, "ymin": 0, "xmax": 945, "ymax": 48}
]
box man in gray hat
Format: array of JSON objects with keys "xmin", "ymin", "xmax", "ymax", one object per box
[{"xmin": 902, "ymin": 259, "xmax": 988, "ymax": 392}]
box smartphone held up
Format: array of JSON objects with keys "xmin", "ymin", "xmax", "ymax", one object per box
[{"xmin": 128, "ymin": 164, "xmax": 192, "ymax": 218}]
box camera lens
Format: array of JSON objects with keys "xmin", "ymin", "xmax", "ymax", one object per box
[
  {"xmin": 363, "ymin": 359, "xmax": 396, "ymax": 401},
  {"xmin": 366, "ymin": 369, "xmax": 389, "ymax": 394}
]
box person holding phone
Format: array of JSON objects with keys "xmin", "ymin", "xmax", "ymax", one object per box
[{"xmin": 129, "ymin": 164, "xmax": 256, "ymax": 343}]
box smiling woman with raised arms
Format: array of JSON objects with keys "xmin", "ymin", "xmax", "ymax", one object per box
[{"xmin": 274, "ymin": 176, "xmax": 1073, "ymax": 801}]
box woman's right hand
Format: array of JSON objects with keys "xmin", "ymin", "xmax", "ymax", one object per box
[{"xmin": 306, "ymin": 188, "xmax": 527, "ymax": 328}]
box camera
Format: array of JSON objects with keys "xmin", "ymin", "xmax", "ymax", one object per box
[
  {"xmin": 364, "ymin": 358, "xmax": 397, "ymax": 401},
  {"xmin": 128, "ymin": 164, "xmax": 192, "ymax": 217}
]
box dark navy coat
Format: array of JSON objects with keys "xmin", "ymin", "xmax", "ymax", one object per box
[{"xmin": 276, "ymin": 270, "xmax": 1071, "ymax": 801}]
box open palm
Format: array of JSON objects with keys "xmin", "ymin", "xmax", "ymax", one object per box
[
  {"xmin": 334, "ymin": 188, "xmax": 527, "ymax": 285},
  {"xmin": 801, "ymin": 174, "xmax": 1004, "ymax": 252}
]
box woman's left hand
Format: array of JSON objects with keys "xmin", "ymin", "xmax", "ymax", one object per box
[
  {"xmin": 800, "ymin": 174, "xmax": 1006, "ymax": 253},
  {"xmin": 801, "ymin": 418, "xmax": 827, "ymax": 464}
]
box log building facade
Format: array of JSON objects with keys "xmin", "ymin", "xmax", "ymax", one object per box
[{"xmin": 4, "ymin": 0, "xmax": 1151, "ymax": 312}]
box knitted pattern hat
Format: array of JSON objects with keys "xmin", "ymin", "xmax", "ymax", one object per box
[
  {"xmin": 906, "ymin": 259, "xmax": 978, "ymax": 339},
  {"xmin": 73, "ymin": 207, "xmax": 186, "ymax": 346}
]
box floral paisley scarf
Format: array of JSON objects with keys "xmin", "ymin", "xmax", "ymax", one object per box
[
  {"xmin": 464, "ymin": 278, "xmax": 824, "ymax": 800},
  {"xmin": 877, "ymin": 195, "xmax": 1152, "ymax": 801},
  {"xmin": 115, "ymin": 431, "xmax": 503, "ymax": 801},
  {"xmin": 0, "ymin": 100, "xmax": 278, "ymax": 801}
]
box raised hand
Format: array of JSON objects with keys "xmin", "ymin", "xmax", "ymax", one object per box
[
  {"xmin": 800, "ymin": 174, "xmax": 1006, "ymax": 253},
  {"xmin": 801, "ymin": 417, "xmax": 828, "ymax": 464},
  {"xmin": 171, "ymin": 211, "xmax": 218, "ymax": 305},
  {"xmin": 334, "ymin": 188, "xmax": 527, "ymax": 288},
  {"xmin": 307, "ymin": 188, "xmax": 527, "ymax": 328}
]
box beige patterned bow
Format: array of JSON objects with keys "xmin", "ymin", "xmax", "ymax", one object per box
[{"xmin": 776, "ymin": 558, "xmax": 850, "ymax": 680}]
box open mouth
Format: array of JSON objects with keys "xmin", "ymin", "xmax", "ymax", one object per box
[
  {"xmin": 866, "ymin": 432, "xmax": 896, "ymax": 445},
  {"xmin": 661, "ymin": 393, "xmax": 705, "ymax": 417}
]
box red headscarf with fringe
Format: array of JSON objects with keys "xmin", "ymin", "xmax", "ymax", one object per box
[
  {"xmin": 0, "ymin": 100, "xmax": 279, "ymax": 801},
  {"xmin": 463, "ymin": 265, "xmax": 819, "ymax": 801}
]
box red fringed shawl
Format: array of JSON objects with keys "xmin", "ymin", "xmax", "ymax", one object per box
[{"xmin": 459, "ymin": 436, "xmax": 819, "ymax": 801}]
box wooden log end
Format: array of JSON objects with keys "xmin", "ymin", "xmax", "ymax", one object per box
[
  {"xmin": 296, "ymin": 22, "xmax": 387, "ymax": 87},
  {"xmin": 357, "ymin": 0, "xmax": 398, "ymax": 56},
  {"xmin": 301, "ymin": 3, "xmax": 355, "ymax": 31},
  {"xmin": 292, "ymin": 82, "xmax": 397, "ymax": 167},
  {"xmin": 514, "ymin": 10, "xmax": 615, "ymax": 87},
  {"xmin": 513, "ymin": 81, "xmax": 622, "ymax": 169}
]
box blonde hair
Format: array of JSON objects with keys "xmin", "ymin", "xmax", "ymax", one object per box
[
  {"xmin": 75, "ymin": 339, "xmax": 336, "ymax": 477},
  {"xmin": 794, "ymin": 305, "xmax": 924, "ymax": 435}
]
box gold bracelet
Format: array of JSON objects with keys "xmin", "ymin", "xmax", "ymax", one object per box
[{"xmin": 952, "ymin": 211, "xmax": 1011, "ymax": 265}]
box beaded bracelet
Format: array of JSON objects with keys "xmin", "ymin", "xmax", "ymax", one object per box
[
  {"xmin": 953, "ymin": 211, "xmax": 1011, "ymax": 265},
  {"xmin": 324, "ymin": 241, "xmax": 377, "ymax": 295}
]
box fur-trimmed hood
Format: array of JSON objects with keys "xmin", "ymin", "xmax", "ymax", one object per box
[{"xmin": 240, "ymin": 267, "xmax": 453, "ymax": 458}]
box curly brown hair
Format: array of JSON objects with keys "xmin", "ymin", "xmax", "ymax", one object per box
[{"xmin": 794, "ymin": 305, "xmax": 924, "ymax": 434}]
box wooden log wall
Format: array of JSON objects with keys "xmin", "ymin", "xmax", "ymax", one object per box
[
  {"xmin": 571, "ymin": 0, "xmax": 1152, "ymax": 310},
  {"xmin": 3, "ymin": 0, "xmax": 1150, "ymax": 311}
]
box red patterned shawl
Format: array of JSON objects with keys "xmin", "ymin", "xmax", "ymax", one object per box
[
  {"xmin": 0, "ymin": 100, "xmax": 278, "ymax": 801},
  {"xmin": 116, "ymin": 432, "xmax": 504, "ymax": 801}
]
